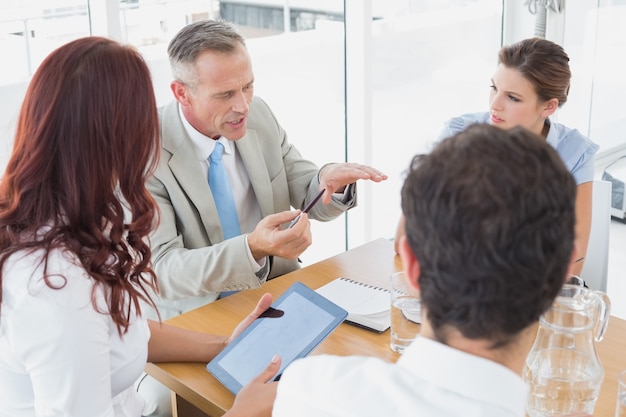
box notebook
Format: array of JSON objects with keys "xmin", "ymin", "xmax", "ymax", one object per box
[
  {"xmin": 206, "ymin": 282, "xmax": 348, "ymax": 394},
  {"xmin": 316, "ymin": 277, "xmax": 391, "ymax": 333}
]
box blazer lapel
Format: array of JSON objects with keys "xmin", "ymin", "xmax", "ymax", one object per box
[
  {"xmin": 236, "ymin": 129, "xmax": 275, "ymax": 217},
  {"xmin": 160, "ymin": 101, "xmax": 224, "ymax": 239}
]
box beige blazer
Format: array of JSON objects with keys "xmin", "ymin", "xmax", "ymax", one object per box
[{"xmin": 146, "ymin": 97, "xmax": 355, "ymax": 317}]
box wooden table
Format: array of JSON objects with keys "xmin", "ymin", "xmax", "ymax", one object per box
[{"xmin": 145, "ymin": 238, "xmax": 626, "ymax": 417}]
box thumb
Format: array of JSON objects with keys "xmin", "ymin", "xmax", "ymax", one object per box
[
  {"xmin": 267, "ymin": 210, "xmax": 301, "ymax": 225},
  {"xmin": 229, "ymin": 293, "xmax": 273, "ymax": 342},
  {"xmin": 254, "ymin": 354, "xmax": 281, "ymax": 383},
  {"xmin": 321, "ymin": 188, "xmax": 333, "ymax": 204}
]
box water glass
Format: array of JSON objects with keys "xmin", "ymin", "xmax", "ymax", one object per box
[
  {"xmin": 389, "ymin": 271, "xmax": 421, "ymax": 354},
  {"xmin": 616, "ymin": 370, "xmax": 626, "ymax": 417}
]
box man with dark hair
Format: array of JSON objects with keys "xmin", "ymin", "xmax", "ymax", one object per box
[{"xmin": 231, "ymin": 123, "xmax": 581, "ymax": 417}]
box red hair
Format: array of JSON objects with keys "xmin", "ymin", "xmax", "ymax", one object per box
[{"xmin": 0, "ymin": 37, "xmax": 160, "ymax": 334}]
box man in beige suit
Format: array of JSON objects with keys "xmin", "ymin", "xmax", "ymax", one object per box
[
  {"xmin": 141, "ymin": 19, "xmax": 386, "ymax": 417},
  {"xmin": 146, "ymin": 19, "xmax": 387, "ymax": 319}
]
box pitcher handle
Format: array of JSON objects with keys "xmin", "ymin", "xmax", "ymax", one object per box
[
  {"xmin": 567, "ymin": 275, "xmax": 586, "ymax": 287},
  {"xmin": 594, "ymin": 291, "xmax": 611, "ymax": 342}
]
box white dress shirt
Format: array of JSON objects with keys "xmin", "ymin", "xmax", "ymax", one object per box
[
  {"xmin": 178, "ymin": 104, "xmax": 354, "ymax": 275},
  {"xmin": 273, "ymin": 336, "xmax": 528, "ymax": 417},
  {"xmin": 180, "ymin": 105, "xmax": 265, "ymax": 271},
  {"xmin": 180, "ymin": 105, "xmax": 264, "ymax": 234},
  {"xmin": 0, "ymin": 247, "xmax": 149, "ymax": 417}
]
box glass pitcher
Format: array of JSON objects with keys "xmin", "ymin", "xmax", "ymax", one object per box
[{"xmin": 523, "ymin": 281, "xmax": 611, "ymax": 417}]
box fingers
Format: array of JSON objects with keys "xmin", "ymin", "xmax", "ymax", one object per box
[
  {"xmin": 254, "ymin": 292, "xmax": 274, "ymax": 313},
  {"xmin": 322, "ymin": 188, "xmax": 333, "ymax": 204},
  {"xmin": 248, "ymin": 211, "xmax": 311, "ymax": 260},
  {"xmin": 345, "ymin": 163, "xmax": 387, "ymax": 182},
  {"xmin": 267, "ymin": 213, "xmax": 312, "ymax": 258},
  {"xmin": 264, "ymin": 210, "xmax": 308, "ymax": 236},
  {"xmin": 229, "ymin": 293, "xmax": 274, "ymax": 341},
  {"xmin": 285, "ymin": 211, "xmax": 308, "ymax": 231},
  {"xmin": 282, "ymin": 212, "xmax": 312, "ymax": 248},
  {"xmin": 247, "ymin": 293, "xmax": 273, "ymax": 322},
  {"xmin": 255, "ymin": 354, "xmax": 281, "ymax": 383},
  {"xmin": 261, "ymin": 210, "xmax": 311, "ymax": 235},
  {"xmin": 319, "ymin": 163, "xmax": 388, "ymax": 197},
  {"xmin": 229, "ymin": 356, "xmax": 281, "ymax": 417},
  {"xmin": 262, "ymin": 210, "xmax": 301, "ymax": 226}
]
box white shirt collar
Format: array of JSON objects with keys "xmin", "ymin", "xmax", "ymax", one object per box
[
  {"xmin": 177, "ymin": 103, "xmax": 235, "ymax": 161},
  {"xmin": 399, "ymin": 336, "xmax": 528, "ymax": 416}
]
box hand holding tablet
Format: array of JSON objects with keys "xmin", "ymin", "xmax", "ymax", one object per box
[{"xmin": 207, "ymin": 282, "xmax": 347, "ymax": 394}]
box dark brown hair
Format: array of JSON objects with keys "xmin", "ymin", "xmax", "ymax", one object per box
[
  {"xmin": 402, "ymin": 123, "xmax": 576, "ymax": 348},
  {"xmin": 499, "ymin": 37, "xmax": 571, "ymax": 107},
  {"xmin": 0, "ymin": 37, "xmax": 160, "ymax": 334}
]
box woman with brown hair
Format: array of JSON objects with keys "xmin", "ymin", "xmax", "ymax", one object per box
[
  {"xmin": 0, "ymin": 36, "xmax": 276, "ymax": 416},
  {"xmin": 395, "ymin": 37, "xmax": 598, "ymax": 276}
]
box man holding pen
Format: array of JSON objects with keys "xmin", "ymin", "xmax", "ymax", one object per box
[
  {"xmin": 146, "ymin": 19, "xmax": 387, "ymax": 320},
  {"xmin": 141, "ymin": 18, "xmax": 386, "ymax": 417}
]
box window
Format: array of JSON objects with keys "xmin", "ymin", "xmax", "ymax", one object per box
[
  {"xmin": 348, "ymin": 0, "xmax": 504, "ymax": 252},
  {"xmin": 0, "ymin": 0, "xmax": 91, "ymax": 170},
  {"xmin": 0, "ymin": 0, "xmax": 91, "ymax": 85},
  {"xmin": 560, "ymin": 1, "xmax": 626, "ymax": 163},
  {"xmin": 0, "ymin": 0, "xmax": 504, "ymax": 264}
]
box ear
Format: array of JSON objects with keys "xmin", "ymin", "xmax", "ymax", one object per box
[
  {"xmin": 171, "ymin": 80, "xmax": 191, "ymax": 106},
  {"xmin": 541, "ymin": 98, "xmax": 559, "ymax": 118},
  {"xmin": 397, "ymin": 235, "xmax": 421, "ymax": 291}
]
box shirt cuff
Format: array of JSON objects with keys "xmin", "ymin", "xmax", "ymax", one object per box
[
  {"xmin": 244, "ymin": 235, "xmax": 268, "ymax": 279},
  {"xmin": 332, "ymin": 182, "xmax": 356, "ymax": 204},
  {"xmin": 317, "ymin": 164, "xmax": 355, "ymax": 204}
]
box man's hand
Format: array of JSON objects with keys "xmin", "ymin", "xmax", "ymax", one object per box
[
  {"xmin": 225, "ymin": 355, "xmax": 281, "ymax": 417},
  {"xmin": 319, "ymin": 163, "xmax": 388, "ymax": 204},
  {"xmin": 247, "ymin": 210, "xmax": 312, "ymax": 261}
]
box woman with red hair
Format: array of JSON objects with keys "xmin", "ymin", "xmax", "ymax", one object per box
[{"xmin": 0, "ymin": 37, "xmax": 276, "ymax": 417}]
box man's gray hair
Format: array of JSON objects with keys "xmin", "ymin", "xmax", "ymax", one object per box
[{"xmin": 167, "ymin": 19, "xmax": 246, "ymax": 87}]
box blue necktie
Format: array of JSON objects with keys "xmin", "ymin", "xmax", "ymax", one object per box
[{"xmin": 208, "ymin": 142, "xmax": 241, "ymax": 239}]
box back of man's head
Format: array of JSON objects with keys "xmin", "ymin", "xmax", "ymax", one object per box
[{"xmin": 401, "ymin": 123, "xmax": 576, "ymax": 347}]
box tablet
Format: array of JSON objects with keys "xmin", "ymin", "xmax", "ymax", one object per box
[{"xmin": 206, "ymin": 281, "xmax": 348, "ymax": 394}]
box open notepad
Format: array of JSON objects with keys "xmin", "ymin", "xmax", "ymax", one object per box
[{"xmin": 316, "ymin": 277, "xmax": 391, "ymax": 333}]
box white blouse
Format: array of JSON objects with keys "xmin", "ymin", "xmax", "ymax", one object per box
[{"xmin": 0, "ymin": 247, "xmax": 150, "ymax": 417}]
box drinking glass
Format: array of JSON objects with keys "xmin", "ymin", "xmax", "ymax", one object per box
[
  {"xmin": 616, "ymin": 370, "xmax": 626, "ymax": 417},
  {"xmin": 389, "ymin": 271, "xmax": 421, "ymax": 354}
]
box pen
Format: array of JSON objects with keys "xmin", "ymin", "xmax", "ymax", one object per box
[{"xmin": 288, "ymin": 188, "xmax": 325, "ymax": 228}]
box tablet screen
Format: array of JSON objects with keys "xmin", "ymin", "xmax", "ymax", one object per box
[{"xmin": 206, "ymin": 282, "xmax": 347, "ymax": 394}]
